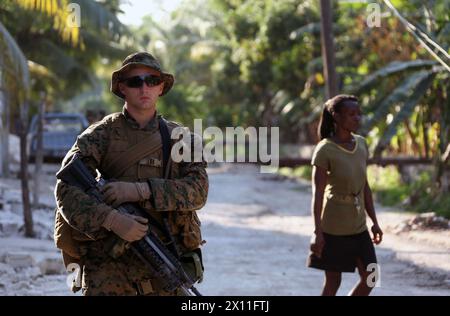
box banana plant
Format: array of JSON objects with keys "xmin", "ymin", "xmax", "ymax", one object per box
[
  {"xmin": 352, "ymin": 0, "xmax": 450, "ymax": 161},
  {"xmin": 354, "ymin": 60, "xmax": 448, "ymax": 157}
]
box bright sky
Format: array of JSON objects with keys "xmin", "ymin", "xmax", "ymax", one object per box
[{"xmin": 118, "ymin": 0, "xmax": 183, "ymax": 26}]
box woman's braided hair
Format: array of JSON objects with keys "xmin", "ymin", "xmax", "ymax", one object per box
[{"xmin": 317, "ymin": 94, "xmax": 358, "ymax": 140}]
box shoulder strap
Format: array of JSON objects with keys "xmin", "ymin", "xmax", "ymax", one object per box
[
  {"xmin": 157, "ymin": 117, "xmax": 181, "ymax": 258},
  {"xmin": 158, "ymin": 116, "xmax": 172, "ymax": 179}
]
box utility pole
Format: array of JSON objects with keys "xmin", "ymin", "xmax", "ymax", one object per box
[{"xmin": 319, "ymin": 0, "xmax": 338, "ymax": 99}]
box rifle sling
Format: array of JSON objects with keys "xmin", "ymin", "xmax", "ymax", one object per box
[{"xmin": 158, "ymin": 117, "xmax": 181, "ymax": 258}]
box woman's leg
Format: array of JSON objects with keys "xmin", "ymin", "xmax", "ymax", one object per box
[
  {"xmin": 322, "ymin": 271, "xmax": 342, "ymax": 296},
  {"xmin": 349, "ymin": 257, "xmax": 373, "ymax": 296}
]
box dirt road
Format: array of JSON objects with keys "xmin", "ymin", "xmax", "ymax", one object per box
[
  {"xmin": 0, "ymin": 163, "xmax": 449, "ymax": 295},
  {"xmin": 196, "ymin": 164, "xmax": 450, "ymax": 296}
]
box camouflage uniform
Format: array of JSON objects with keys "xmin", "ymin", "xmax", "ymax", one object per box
[{"xmin": 55, "ymin": 108, "xmax": 208, "ymax": 296}]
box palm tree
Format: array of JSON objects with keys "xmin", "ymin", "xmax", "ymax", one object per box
[{"xmin": 0, "ymin": 0, "xmax": 131, "ymax": 237}]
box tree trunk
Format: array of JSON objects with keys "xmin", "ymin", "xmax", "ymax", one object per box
[
  {"xmin": 19, "ymin": 101, "xmax": 34, "ymax": 238},
  {"xmin": 434, "ymin": 85, "xmax": 450, "ymax": 193},
  {"xmin": 261, "ymin": 91, "xmax": 274, "ymax": 129},
  {"xmin": 440, "ymin": 146, "xmax": 450, "ymax": 195},
  {"xmin": 33, "ymin": 94, "xmax": 45, "ymax": 206},
  {"xmin": 0, "ymin": 90, "xmax": 10, "ymax": 177},
  {"xmin": 319, "ymin": 0, "xmax": 337, "ymax": 99},
  {"xmin": 422, "ymin": 109, "xmax": 429, "ymax": 159}
]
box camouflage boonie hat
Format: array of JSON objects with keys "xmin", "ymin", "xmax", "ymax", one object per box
[{"xmin": 111, "ymin": 52, "xmax": 174, "ymax": 99}]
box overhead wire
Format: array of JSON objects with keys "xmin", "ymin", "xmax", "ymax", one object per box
[{"xmin": 381, "ymin": 0, "xmax": 450, "ymax": 73}]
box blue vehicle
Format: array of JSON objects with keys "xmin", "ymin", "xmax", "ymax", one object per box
[{"xmin": 28, "ymin": 113, "xmax": 89, "ymax": 161}]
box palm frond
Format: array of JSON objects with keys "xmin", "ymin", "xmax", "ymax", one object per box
[
  {"xmin": 353, "ymin": 60, "xmax": 437, "ymax": 94},
  {"xmin": 306, "ymin": 56, "xmax": 323, "ymax": 74},
  {"xmin": 28, "ymin": 60, "xmax": 54, "ymax": 79},
  {"xmin": 29, "ymin": 38, "xmax": 85, "ymax": 76},
  {"xmin": 73, "ymin": 0, "xmax": 129, "ymax": 40},
  {"xmin": 14, "ymin": 0, "xmax": 81, "ymax": 47},
  {"xmin": 80, "ymin": 29, "xmax": 132, "ymax": 59},
  {"xmin": 13, "ymin": 0, "xmax": 129, "ymax": 47},
  {"xmin": 272, "ymin": 90, "xmax": 292, "ymax": 114},
  {"xmin": 360, "ymin": 70, "xmax": 432, "ymax": 135},
  {"xmin": 0, "ymin": 21, "xmax": 30, "ymax": 93},
  {"xmin": 289, "ymin": 22, "xmax": 321, "ymax": 40}
]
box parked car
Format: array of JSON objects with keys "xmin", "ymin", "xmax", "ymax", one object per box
[{"xmin": 28, "ymin": 113, "xmax": 89, "ymax": 162}]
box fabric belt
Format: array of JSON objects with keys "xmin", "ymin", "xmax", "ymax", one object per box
[
  {"xmin": 327, "ymin": 193, "xmax": 357, "ymax": 203},
  {"xmin": 327, "ymin": 193, "xmax": 363, "ymax": 212}
]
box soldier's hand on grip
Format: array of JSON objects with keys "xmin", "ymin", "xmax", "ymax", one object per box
[
  {"xmin": 102, "ymin": 209, "xmax": 149, "ymax": 242},
  {"xmin": 101, "ymin": 181, "xmax": 150, "ymax": 208}
]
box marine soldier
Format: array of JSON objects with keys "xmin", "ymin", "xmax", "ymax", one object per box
[{"xmin": 54, "ymin": 52, "xmax": 208, "ymax": 296}]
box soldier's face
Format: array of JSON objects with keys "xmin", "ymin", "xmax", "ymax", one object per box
[{"xmin": 119, "ymin": 66, "xmax": 164, "ymax": 111}]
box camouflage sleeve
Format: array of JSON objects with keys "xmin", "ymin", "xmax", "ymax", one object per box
[
  {"xmin": 54, "ymin": 121, "xmax": 113, "ymax": 238},
  {"xmin": 147, "ymin": 160, "xmax": 208, "ymax": 212}
]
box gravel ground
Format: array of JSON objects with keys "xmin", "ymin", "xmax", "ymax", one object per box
[{"xmin": 0, "ymin": 163, "xmax": 449, "ymax": 296}]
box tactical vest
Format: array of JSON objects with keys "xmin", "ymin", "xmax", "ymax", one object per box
[
  {"xmin": 100, "ymin": 113, "xmax": 203, "ymax": 253},
  {"xmin": 54, "ymin": 113, "xmax": 203, "ymax": 267},
  {"xmin": 101, "ymin": 114, "xmax": 167, "ymax": 228}
]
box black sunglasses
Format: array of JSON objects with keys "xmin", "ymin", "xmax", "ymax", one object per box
[{"xmin": 120, "ymin": 74, "xmax": 163, "ymax": 88}]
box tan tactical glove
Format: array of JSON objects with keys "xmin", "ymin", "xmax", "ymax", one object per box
[
  {"xmin": 102, "ymin": 209, "xmax": 148, "ymax": 242},
  {"xmin": 101, "ymin": 181, "xmax": 151, "ymax": 208}
]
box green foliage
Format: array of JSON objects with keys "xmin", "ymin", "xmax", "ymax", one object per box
[
  {"xmin": 0, "ymin": 21, "xmax": 30, "ymax": 104},
  {"xmin": 278, "ymin": 166, "xmax": 312, "ymax": 181},
  {"xmin": 359, "ymin": 70, "xmax": 432, "ymax": 135},
  {"xmin": 367, "ymin": 166, "xmax": 410, "ymax": 206},
  {"xmin": 405, "ymin": 172, "xmax": 450, "ymax": 219},
  {"xmin": 368, "ymin": 165, "xmax": 450, "ymax": 219},
  {"xmin": 157, "ymin": 83, "xmax": 210, "ymax": 127},
  {"xmin": 374, "ymin": 74, "xmax": 435, "ymax": 155},
  {"xmin": 2, "ymin": 0, "xmax": 450, "ymax": 200},
  {"xmin": 143, "ymin": 0, "xmax": 450, "ymax": 155},
  {"xmin": 353, "ymin": 60, "xmax": 437, "ymax": 94},
  {"xmin": 0, "ymin": 0, "xmax": 132, "ymax": 117},
  {"xmin": 352, "ymin": 0, "xmax": 450, "ymax": 163}
]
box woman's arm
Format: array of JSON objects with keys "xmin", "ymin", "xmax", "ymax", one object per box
[
  {"xmin": 312, "ymin": 166, "xmax": 327, "ymax": 231},
  {"xmin": 311, "ymin": 165, "xmax": 328, "ymax": 257},
  {"xmin": 364, "ymin": 180, "xmax": 383, "ymax": 244}
]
